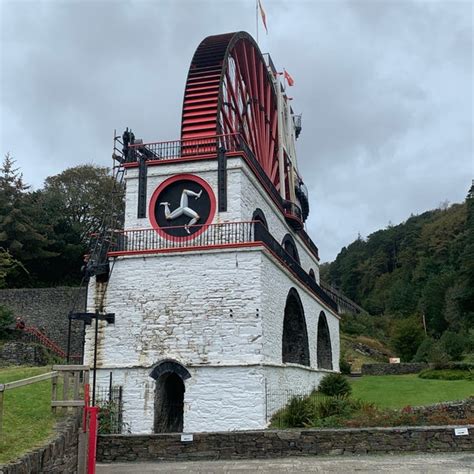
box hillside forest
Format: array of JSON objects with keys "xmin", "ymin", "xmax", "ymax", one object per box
[{"xmin": 321, "ymin": 183, "xmax": 474, "ymax": 363}]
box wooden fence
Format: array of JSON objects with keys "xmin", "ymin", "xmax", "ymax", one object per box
[{"xmin": 0, "ymin": 365, "xmax": 89, "ymax": 433}]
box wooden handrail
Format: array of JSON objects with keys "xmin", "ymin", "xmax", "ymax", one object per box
[{"xmin": 0, "ymin": 371, "xmax": 58, "ymax": 392}]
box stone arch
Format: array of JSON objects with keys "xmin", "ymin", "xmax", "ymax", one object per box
[
  {"xmin": 309, "ymin": 268, "xmax": 316, "ymax": 281},
  {"xmin": 252, "ymin": 208, "xmax": 268, "ymax": 228},
  {"xmin": 317, "ymin": 312, "xmax": 333, "ymax": 370},
  {"xmin": 282, "ymin": 233, "xmax": 300, "ymax": 264},
  {"xmin": 150, "ymin": 360, "xmax": 190, "ymax": 433},
  {"xmin": 282, "ymin": 288, "xmax": 310, "ymax": 366},
  {"xmin": 252, "ymin": 208, "xmax": 268, "ymax": 241}
]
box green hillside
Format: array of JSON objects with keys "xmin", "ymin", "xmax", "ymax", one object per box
[{"xmin": 322, "ymin": 184, "xmax": 473, "ymax": 362}]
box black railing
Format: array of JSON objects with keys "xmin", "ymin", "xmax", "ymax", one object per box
[
  {"xmin": 298, "ymin": 228, "xmax": 319, "ymax": 260},
  {"xmin": 108, "ymin": 221, "xmax": 337, "ymax": 312},
  {"xmin": 125, "ymin": 134, "xmax": 240, "ymax": 163},
  {"xmin": 109, "ymin": 221, "xmax": 255, "ymax": 253},
  {"xmin": 255, "ymin": 223, "xmax": 337, "ymax": 312}
]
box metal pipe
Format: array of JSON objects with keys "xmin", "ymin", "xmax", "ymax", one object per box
[{"xmin": 66, "ymin": 316, "xmax": 72, "ymax": 363}]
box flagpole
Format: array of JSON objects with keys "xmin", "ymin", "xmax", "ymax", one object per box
[{"xmin": 256, "ymin": 0, "xmax": 259, "ymax": 44}]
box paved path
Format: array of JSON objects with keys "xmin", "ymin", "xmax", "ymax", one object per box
[{"xmin": 97, "ymin": 452, "xmax": 474, "ymax": 473}]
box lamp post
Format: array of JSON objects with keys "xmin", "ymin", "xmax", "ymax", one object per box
[{"xmin": 68, "ymin": 311, "xmax": 115, "ymax": 405}]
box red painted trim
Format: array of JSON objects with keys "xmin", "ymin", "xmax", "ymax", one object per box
[
  {"xmin": 108, "ymin": 241, "xmax": 264, "ymax": 257},
  {"xmin": 148, "ymin": 174, "xmax": 216, "ymax": 242}
]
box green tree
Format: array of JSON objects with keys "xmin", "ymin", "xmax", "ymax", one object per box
[
  {"xmin": 0, "ymin": 154, "xmax": 56, "ymax": 286},
  {"xmin": 0, "ymin": 247, "xmax": 27, "ymax": 288},
  {"xmin": 41, "ymin": 165, "xmax": 124, "ymax": 243},
  {"xmin": 390, "ymin": 317, "xmax": 425, "ymax": 362},
  {"xmin": 0, "ymin": 304, "xmax": 14, "ymax": 339}
]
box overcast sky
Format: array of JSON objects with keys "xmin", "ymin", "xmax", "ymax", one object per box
[{"xmin": 1, "ymin": 0, "xmax": 472, "ymax": 262}]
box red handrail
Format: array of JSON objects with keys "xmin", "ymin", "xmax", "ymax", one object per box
[{"xmin": 22, "ymin": 325, "xmax": 81, "ymax": 361}]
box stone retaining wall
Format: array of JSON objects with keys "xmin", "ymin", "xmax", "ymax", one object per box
[
  {"xmin": 97, "ymin": 425, "xmax": 474, "ymax": 463},
  {"xmin": 413, "ymin": 399, "xmax": 474, "ymax": 419},
  {"xmin": 0, "ymin": 342, "xmax": 56, "ymax": 367},
  {"xmin": 0, "ymin": 415, "xmax": 80, "ymax": 474},
  {"xmin": 361, "ymin": 363, "xmax": 428, "ymax": 375},
  {"xmin": 0, "ymin": 287, "xmax": 86, "ymax": 358}
]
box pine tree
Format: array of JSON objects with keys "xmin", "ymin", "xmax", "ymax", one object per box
[{"xmin": 0, "ymin": 154, "xmax": 55, "ymax": 285}]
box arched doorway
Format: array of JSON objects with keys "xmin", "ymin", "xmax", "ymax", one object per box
[
  {"xmin": 252, "ymin": 208, "xmax": 268, "ymax": 241},
  {"xmin": 282, "ymin": 288, "xmax": 310, "ymax": 366},
  {"xmin": 282, "ymin": 234, "xmax": 300, "ymax": 264},
  {"xmin": 317, "ymin": 312, "xmax": 333, "ymax": 369},
  {"xmin": 150, "ymin": 360, "xmax": 190, "ymax": 433}
]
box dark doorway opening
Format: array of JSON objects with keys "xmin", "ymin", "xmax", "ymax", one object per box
[
  {"xmin": 154, "ymin": 372, "xmax": 185, "ymax": 433},
  {"xmin": 282, "ymin": 288, "xmax": 310, "ymax": 366},
  {"xmin": 317, "ymin": 311, "xmax": 333, "ymax": 369}
]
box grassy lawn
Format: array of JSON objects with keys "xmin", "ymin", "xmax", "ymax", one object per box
[
  {"xmin": 351, "ymin": 374, "xmax": 474, "ymax": 409},
  {"xmin": 0, "ymin": 366, "xmax": 59, "ymax": 464}
]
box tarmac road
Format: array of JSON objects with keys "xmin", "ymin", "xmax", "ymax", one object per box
[{"xmin": 97, "ymin": 452, "xmax": 474, "ymax": 473}]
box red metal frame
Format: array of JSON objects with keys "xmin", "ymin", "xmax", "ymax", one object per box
[
  {"xmin": 148, "ymin": 174, "xmax": 216, "ymax": 241},
  {"xmin": 22, "ymin": 325, "xmax": 81, "ymax": 360}
]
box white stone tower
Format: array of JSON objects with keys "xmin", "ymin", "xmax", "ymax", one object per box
[{"xmin": 84, "ymin": 31, "xmax": 339, "ymax": 434}]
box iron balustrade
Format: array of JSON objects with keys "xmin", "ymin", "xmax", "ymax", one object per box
[
  {"xmin": 125, "ymin": 134, "xmax": 241, "ymax": 163},
  {"xmin": 108, "ymin": 221, "xmax": 337, "ymax": 312},
  {"xmin": 109, "ymin": 221, "xmax": 255, "ymax": 253},
  {"xmin": 254, "ymin": 222, "xmax": 337, "ymax": 312}
]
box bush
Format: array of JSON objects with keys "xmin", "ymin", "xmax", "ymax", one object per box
[
  {"xmin": 439, "ymin": 331, "xmax": 467, "ymax": 361},
  {"xmin": 0, "ymin": 305, "xmax": 14, "ymax": 339},
  {"xmin": 278, "ymin": 395, "xmax": 315, "ymax": 428},
  {"xmin": 412, "ymin": 338, "xmax": 436, "ymax": 363},
  {"xmin": 418, "ymin": 369, "xmax": 474, "ymax": 381},
  {"xmin": 318, "ymin": 373, "xmax": 352, "ymax": 398},
  {"xmin": 390, "ymin": 317, "xmax": 425, "ymax": 362},
  {"xmin": 339, "ymin": 358, "xmax": 352, "ymax": 375}
]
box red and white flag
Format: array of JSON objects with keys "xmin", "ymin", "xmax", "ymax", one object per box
[
  {"xmin": 284, "ymin": 69, "xmax": 295, "ymax": 87},
  {"xmin": 258, "ymin": 0, "xmax": 268, "ymax": 34}
]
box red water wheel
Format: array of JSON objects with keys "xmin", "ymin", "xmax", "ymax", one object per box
[{"xmin": 181, "ymin": 31, "xmax": 282, "ymax": 191}]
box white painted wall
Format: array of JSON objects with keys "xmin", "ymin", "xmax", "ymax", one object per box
[{"xmin": 84, "ymin": 249, "xmax": 263, "ymax": 368}]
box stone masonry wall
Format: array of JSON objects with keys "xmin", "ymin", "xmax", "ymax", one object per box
[
  {"xmin": 0, "ymin": 287, "xmax": 86, "ymax": 358},
  {"xmin": 0, "ymin": 414, "xmax": 80, "ymax": 474},
  {"xmin": 0, "ymin": 342, "xmax": 56, "ymax": 367},
  {"xmin": 97, "ymin": 425, "xmax": 474, "ymax": 463},
  {"xmin": 362, "ymin": 363, "xmax": 428, "ymax": 375}
]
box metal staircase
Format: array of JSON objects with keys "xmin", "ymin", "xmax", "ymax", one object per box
[{"xmin": 66, "ymin": 131, "xmax": 127, "ymax": 361}]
